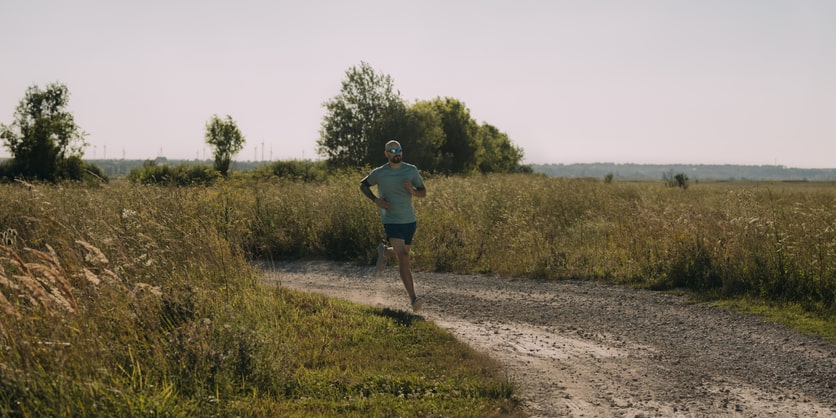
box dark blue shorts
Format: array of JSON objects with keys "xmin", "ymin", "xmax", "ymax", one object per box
[{"xmin": 384, "ymin": 222, "xmax": 417, "ymax": 245}]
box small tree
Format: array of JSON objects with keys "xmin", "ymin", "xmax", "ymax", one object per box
[
  {"xmin": 674, "ymin": 173, "xmax": 690, "ymax": 189},
  {"xmin": 0, "ymin": 82, "xmax": 88, "ymax": 181},
  {"xmin": 663, "ymin": 170, "xmax": 689, "ymax": 189},
  {"xmin": 204, "ymin": 114, "xmax": 246, "ymax": 177},
  {"xmin": 317, "ymin": 62, "xmax": 404, "ymax": 168}
]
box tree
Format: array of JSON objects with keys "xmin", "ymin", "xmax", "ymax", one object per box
[
  {"xmin": 204, "ymin": 114, "xmax": 245, "ymax": 177},
  {"xmin": 366, "ymin": 100, "xmax": 444, "ymax": 171},
  {"xmin": 476, "ymin": 123, "xmax": 525, "ymax": 173},
  {"xmin": 317, "ymin": 63, "xmax": 529, "ymax": 174},
  {"xmin": 1, "ymin": 82, "xmax": 88, "ymax": 181},
  {"xmin": 399, "ymin": 102, "xmax": 446, "ymax": 171},
  {"xmin": 663, "ymin": 170, "xmax": 689, "ymax": 189},
  {"xmin": 427, "ymin": 97, "xmax": 480, "ymax": 174},
  {"xmin": 317, "ymin": 62, "xmax": 404, "ymax": 168}
]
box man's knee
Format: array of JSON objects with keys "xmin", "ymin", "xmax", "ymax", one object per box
[{"xmin": 394, "ymin": 247, "xmax": 410, "ymax": 259}]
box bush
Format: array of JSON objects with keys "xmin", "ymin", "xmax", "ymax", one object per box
[
  {"xmin": 252, "ymin": 160, "xmax": 329, "ymax": 182},
  {"xmin": 127, "ymin": 160, "xmax": 219, "ymax": 186},
  {"xmin": 0, "ymin": 156, "xmax": 108, "ymax": 185},
  {"xmin": 663, "ymin": 170, "xmax": 690, "ymax": 189},
  {"xmin": 0, "ymin": 159, "xmax": 12, "ymax": 182},
  {"xmin": 59, "ymin": 156, "xmax": 109, "ymax": 185}
]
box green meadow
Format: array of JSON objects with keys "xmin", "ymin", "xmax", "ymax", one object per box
[{"xmin": 0, "ymin": 172, "xmax": 833, "ymax": 416}]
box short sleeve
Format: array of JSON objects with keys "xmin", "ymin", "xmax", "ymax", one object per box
[
  {"xmin": 412, "ymin": 168, "xmax": 424, "ymax": 187},
  {"xmin": 366, "ymin": 168, "xmax": 380, "ymax": 186}
]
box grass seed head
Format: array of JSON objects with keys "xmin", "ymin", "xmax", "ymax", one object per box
[
  {"xmin": 0, "ymin": 291, "xmax": 20, "ymax": 319},
  {"xmin": 81, "ymin": 267, "xmax": 101, "ymax": 286},
  {"xmin": 76, "ymin": 240, "xmax": 109, "ymax": 265}
]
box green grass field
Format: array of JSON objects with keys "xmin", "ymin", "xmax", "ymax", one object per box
[{"xmin": 0, "ymin": 173, "xmax": 832, "ymax": 415}]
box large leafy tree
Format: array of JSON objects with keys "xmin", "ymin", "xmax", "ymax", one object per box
[
  {"xmin": 476, "ymin": 123, "xmax": 526, "ymax": 173},
  {"xmin": 366, "ymin": 100, "xmax": 444, "ymax": 170},
  {"xmin": 427, "ymin": 97, "xmax": 480, "ymax": 174},
  {"xmin": 317, "ymin": 63, "xmax": 529, "ymax": 174},
  {"xmin": 205, "ymin": 114, "xmax": 246, "ymax": 177},
  {"xmin": 1, "ymin": 82, "xmax": 88, "ymax": 181},
  {"xmin": 318, "ymin": 62, "xmax": 404, "ymax": 168},
  {"xmin": 398, "ymin": 102, "xmax": 446, "ymax": 171}
]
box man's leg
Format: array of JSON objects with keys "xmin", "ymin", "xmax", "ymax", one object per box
[{"xmin": 388, "ymin": 238, "xmax": 416, "ymax": 300}]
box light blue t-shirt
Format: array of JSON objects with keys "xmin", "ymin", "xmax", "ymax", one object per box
[{"xmin": 365, "ymin": 163, "xmax": 424, "ymax": 224}]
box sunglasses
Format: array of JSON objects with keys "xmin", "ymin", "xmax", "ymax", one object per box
[{"xmin": 387, "ymin": 147, "xmax": 403, "ymax": 154}]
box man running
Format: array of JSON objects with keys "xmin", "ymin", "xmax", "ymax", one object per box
[{"xmin": 359, "ymin": 140, "xmax": 427, "ymax": 312}]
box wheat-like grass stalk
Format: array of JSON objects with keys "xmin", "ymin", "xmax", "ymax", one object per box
[
  {"xmin": 76, "ymin": 240, "xmax": 109, "ymax": 265},
  {"xmin": 25, "ymin": 263, "xmax": 77, "ymax": 314},
  {"xmin": 0, "ymin": 263, "xmax": 16, "ymax": 289},
  {"xmin": 100, "ymin": 268, "xmax": 120, "ymax": 283},
  {"xmin": 12, "ymin": 273, "xmax": 56, "ymax": 315},
  {"xmin": 0, "ymin": 272, "xmax": 21, "ymax": 318},
  {"xmin": 80, "ymin": 267, "xmax": 101, "ymax": 286},
  {"xmin": 25, "ymin": 246, "xmax": 78, "ymax": 311},
  {"xmin": 131, "ymin": 282, "xmax": 163, "ymax": 298},
  {"xmin": 0, "ymin": 245, "xmax": 80, "ymax": 315},
  {"xmin": 0, "ymin": 247, "xmax": 43, "ymax": 308}
]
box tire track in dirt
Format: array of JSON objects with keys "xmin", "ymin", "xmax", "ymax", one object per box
[{"xmin": 261, "ymin": 260, "xmax": 836, "ymax": 417}]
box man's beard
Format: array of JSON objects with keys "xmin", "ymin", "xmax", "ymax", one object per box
[{"xmin": 390, "ymin": 155, "xmax": 402, "ymax": 163}]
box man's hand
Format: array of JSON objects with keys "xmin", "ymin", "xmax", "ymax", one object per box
[
  {"xmin": 403, "ymin": 180, "xmax": 415, "ymax": 195},
  {"xmin": 375, "ymin": 197, "xmax": 392, "ymax": 209}
]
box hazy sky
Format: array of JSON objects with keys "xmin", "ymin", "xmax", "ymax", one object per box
[{"xmin": 2, "ymin": 0, "xmax": 834, "ymax": 168}]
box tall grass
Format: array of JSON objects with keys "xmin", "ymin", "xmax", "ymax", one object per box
[
  {"xmin": 0, "ymin": 180, "xmax": 519, "ymax": 416},
  {"xmin": 239, "ymin": 173, "xmax": 834, "ymax": 317},
  {"xmin": 0, "ymin": 173, "xmax": 832, "ymax": 414},
  {"xmin": 420, "ymin": 176, "xmax": 834, "ymax": 315}
]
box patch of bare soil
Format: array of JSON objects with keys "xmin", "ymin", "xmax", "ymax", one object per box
[{"xmin": 261, "ymin": 260, "xmax": 836, "ymax": 417}]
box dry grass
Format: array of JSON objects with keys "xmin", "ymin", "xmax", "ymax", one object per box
[
  {"xmin": 0, "ymin": 245, "xmax": 75, "ymax": 316},
  {"xmin": 234, "ymin": 173, "xmax": 834, "ymax": 317},
  {"xmin": 0, "ymin": 179, "xmax": 519, "ymax": 416},
  {"xmin": 1, "ymin": 173, "xmax": 830, "ymax": 415}
]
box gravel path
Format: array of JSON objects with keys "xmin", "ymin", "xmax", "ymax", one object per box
[{"xmin": 261, "ymin": 260, "xmax": 836, "ymax": 417}]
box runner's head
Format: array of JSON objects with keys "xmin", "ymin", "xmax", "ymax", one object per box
[{"xmin": 385, "ymin": 140, "xmax": 403, "ymax": 164}]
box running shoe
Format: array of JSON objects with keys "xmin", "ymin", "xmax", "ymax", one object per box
[{"xmin": 411, "ymin": 295, "xmax": 424, "ymax": 312}]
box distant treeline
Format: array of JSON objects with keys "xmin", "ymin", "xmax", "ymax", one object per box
[
  {"xmin": 532, "ymin": 163, "xmax": 836, "ymax": 181},
  {"xmin": 56, "ymin": 159, "xmax": 835, "ymax": 181},
  {"xmin": 82, "ymin": 158, "xmax": 271, "ymax": 178}
]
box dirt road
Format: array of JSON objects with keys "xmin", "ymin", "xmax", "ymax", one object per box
[{"xmin": 261, "ymin": 260, "xmax": 836, "ymax": 417}]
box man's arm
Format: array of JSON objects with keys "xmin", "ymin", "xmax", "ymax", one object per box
[
  {"xmin": 403, "ymin": 180, "xmax": 427, "ymax": 198},
  {"xmin": 412, "ymin": 184, "xmax": 427, "ymax": 198},
  {"xmin": 361, "ymin": 177, "xmax": 392, "ymax": 209},
  {"xmin": 360, "ymin": 177, "xmax": 377, "ymax": 201}
]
